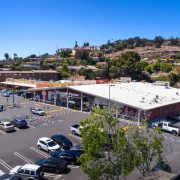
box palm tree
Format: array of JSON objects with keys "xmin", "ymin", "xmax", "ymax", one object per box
[{"xmin": 4, "ymin": 53, "xmax": 9, "ymax": 60}]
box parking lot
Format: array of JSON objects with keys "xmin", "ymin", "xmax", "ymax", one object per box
[
  {"xmin": 1, "ymin": 94, "xmax": 180, "ymax": 179},
  {"xmin": 0, "ymin": 94, "xmax": 89, "ymax": 180}
]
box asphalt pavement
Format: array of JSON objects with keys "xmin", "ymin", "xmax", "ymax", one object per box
[{"xmin": 0, "ymin": 94, "xmax": 89, "ymax": 180}]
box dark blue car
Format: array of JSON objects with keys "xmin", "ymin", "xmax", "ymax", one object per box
[{"xmin": 11, "ymin": 118, "xmax": 28, "ymax": 129}]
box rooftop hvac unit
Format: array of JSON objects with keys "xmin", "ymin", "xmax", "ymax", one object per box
[{"xmin": 153, "ymin": 81, "xmax": 169, "ymax": 87}]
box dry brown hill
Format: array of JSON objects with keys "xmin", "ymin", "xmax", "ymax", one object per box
[{"xmin": 105, "ymin": 46, "xmax": 180, "ymax": 63}]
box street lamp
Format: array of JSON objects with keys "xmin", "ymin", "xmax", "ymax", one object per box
[
  {"xmin": 108, "ymin": 84, "xmax": 115, "ymax": 112},
  {"xmin": 12, "ymin": 78, "xmax": 15, "ymax": 107}
]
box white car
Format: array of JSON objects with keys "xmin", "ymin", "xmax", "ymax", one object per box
[
  {"xmin": 0, "ymin": 170, "xmax": 4, "ymax": 176},
  {"xmin": 31, "ymin": 108, "xmax": 45, "ymax": 116},
  {"xmin": 10, "ymin": 164, "xmax": 44, "ymax": 180},
  {"xmin": 0, "ymin": 121, "xmax": 15, "ymax": 132},
  {"xmin": 37, "ymin": 137, "xmax": 60, "ymax": 153}
]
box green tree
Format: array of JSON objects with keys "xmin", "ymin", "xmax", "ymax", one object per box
[
  {"xmin": 79, "ymin": 108, "xmax": 164, "ymax": 179},
  {"xmin": 79, "ymin": 108, "xmax": 136, "ymax": 179},
  {"xmin": 74, "ymin": 41, "xmax": 78, "ymax": 48},
  {"xmin": 168, "ymin": 72, "xmax": 178, "ymax": 86},
  {"xmin": 78, "ymin": 68, "xmax": 96, "ymax": 80},
  {"xmin": 160, "ymin": 63, "xmax": 172, "ymax": 73},
  {"xmin": 56, "ymin": 62, "xmax": 70, "ymax": 79},
  {"xmin": 150, "ymin": 61, "xmax": 161, "ymax": 73},
  {"xmin": 60, "ymin": 50, "xmax": 72, "ymax": 58},
  {"xmin": 154, "ymin": 36, "xmax": 164, "ymax": 48},
  {"xmin": 83, "ymin": 42, "xmax": 90, "ymax": 47},
  {"xmin": 75, "ymin": 49, "xmax": 89, "ymax": 60},
  {"xmin": 108, "ymin": 51, "xmax": 145, "ymax": 80},
  {"xmin": 129, "ymin": 126, "xmax": 164, "ymax": 176},
  {"xmin": 4, "ymin": 53, "xmax": 9, "ymax": 60}
]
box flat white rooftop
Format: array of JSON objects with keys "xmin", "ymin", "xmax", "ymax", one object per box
[{"xmin": 69, "ymin": 82, "xmax": 180, "ymax": 110}]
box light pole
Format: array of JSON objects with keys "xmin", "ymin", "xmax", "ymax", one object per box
[
  {"xmin": 108, "ymin": 84, "xmax": 115, "ymax": 113},
  {"xmin": 12, "ymin": 78, "xmax": 15, "ymax": 107}
]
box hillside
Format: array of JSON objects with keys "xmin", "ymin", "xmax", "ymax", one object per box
[{"xmin": 104, "ymin": 45, "xmax": 180, "ymax": 62}]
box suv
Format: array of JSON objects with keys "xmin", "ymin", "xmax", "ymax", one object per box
[
  {"xmin": 37, "ymin": 137, "xmax": 60, "ymax": 153},
  {"xmin": 10, "ymin": 164, "xmax": 44, "ymax": 180},
  {"xmin": 11, "ymin": 118, "xmax": 28, "ymax": 129}
]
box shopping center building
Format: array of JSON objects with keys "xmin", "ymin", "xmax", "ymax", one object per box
[{"xmin": 1, "ymin": 79, "xmax": 180, "ymax": 124}]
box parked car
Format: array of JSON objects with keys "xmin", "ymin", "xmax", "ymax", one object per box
[
  {"xmin": 1, "ymin": 93, "xmax": 10, "ymax": 97},
  {"xmin": 0, "ymin": 170, "xmax": 4, "ymax": 176},
  {"xmin": 153, "ymin": 121, "xmax": 180, "ymax": 136},
  {"xmin": 51, "ymin": 134, "xmax": 73, "ymax": 150},
  {"xmin": 51, "ymin": 150, "xmax": 84, "ymax": 165},
  {"xmin": 152, "ymin": 160, "xmax": 171, "ymax": 173},
  {"xmin": 11, "ymin": 118, "xmax": 28, "ymax": 129},
  {"xmin": 0, "ymin": 121, "xmax": 15, "ymax": 132},
  {"xmin": 0, "ymin": 174, "xmax": 23, "ymax": 180},
  {"xmin": 70, "ymin": 124, "xmax": 82, "ymax": 136},
  {"xmin": 10, "ymin": 164, "xmax": 44, "ymax": 180},
  {"xmin": 16, "ymin": 91, "xmax": 23, "ymax": 96},
  {"xmin": 0, "ymin": 104, "xmax": 4, "ymax": 112},
  {"xmin": 70, "ymin": 144, "xmax": 83, "ymax": 150},
  {"xmin": 35, "ymin": 156, "xmax": 68, "ymax": 174},
  {"xmin": 37, "ymin": 137, "xmax": 60, "ymax": 153},
  {"xmin": 30, "ymin": 108, "xmax": 45, "ymax": 116}
]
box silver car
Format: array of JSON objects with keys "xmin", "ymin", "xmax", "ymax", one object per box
[
  {"xmin": 0, "ymin": 121, "xmax": 15, "ymax": 132},
  {"xmin": 10, "ymin": 164, "xmax": 44, "ymax": 180}
]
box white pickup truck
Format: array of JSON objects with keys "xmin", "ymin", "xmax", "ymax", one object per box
[
  {"xmin": 70, "ymin": 124, "xmax": 82, "ymax": 136},
  {"xmin": 153, "ymin": 121, "xmax": 180, "ymax": 136}
]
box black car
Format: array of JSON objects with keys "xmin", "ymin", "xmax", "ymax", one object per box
[
  {"xmin": 16, "ymin": 91, "xmax": 23, "ymax": 96},
  {"xmin": 0, "ymin": 174, "xmax": 23, "ymax": 180},
  {"xmin": 51, "ymin": 150, "xmax": 84, "ymax": 165},
  {"xmin": 35, "ymin": 156, "xmax": 68, "ymax": 174},
  {"xmin": 11, "ymin": 118, "xmax": 28, "ymax": 129},
  {"xmin": 51, "ymin": 134, "xmax": 73, "ymax": 150}
]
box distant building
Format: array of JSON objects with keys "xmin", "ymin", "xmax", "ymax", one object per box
[{"xmin": 0, "ymin": 70, "xmax": 59, "ymax": 82}]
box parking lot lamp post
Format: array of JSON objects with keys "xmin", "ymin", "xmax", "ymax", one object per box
[
  {"xmin": 108, "ymin": 84, "xmax": 115, "ymax": 113},
  {"xmin": 7, "ymin": 97, "xmax": 9, "ymax": 106},
  {"xmin": 12, "ymin": 78, "xmax": 15, "ymax": 107}
]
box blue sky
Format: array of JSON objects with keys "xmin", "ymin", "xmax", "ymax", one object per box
[{"xmin": 0, "ymin": 0, "xmax": 180, "ymax": 59}]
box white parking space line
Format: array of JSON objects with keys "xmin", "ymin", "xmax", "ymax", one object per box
[
  {"xmin": 14, "ymin": 152, "xmax": 34, "ymax": 164},
  {"xmin": 68, "ymin": 165, "xmax": 80, "ymax": 169},
  {"xmin": 41, "ymin": 116, "xmax": 46, "ymax": 121},
  {"xmin": 33, "ymin": 116, "xmax": 39, "ymax": 121},
  {"xmin": 169, "ymin": 137, "xmax": 175, "ymax": 142},
  {"xmin": 30, "ymin": 147, "xmax": 48, "ymax": 157},
  {"xmin": 68, "ymin": 134, "xmax": 82, "ymax": 140},
  {"xmin": 28, "ymin": 125, "xmax": 36, "ymax": 128},
  {"xmin": 44, "ymin": 173, "xmax": 62, "ymax": 178},
  {"xmin": 57, "ymin": 119, "xmax": 64, "ymax": 122},
  {"xmin": 0, "ymin": 159, "xmax": 12, "ymax": 170}
]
